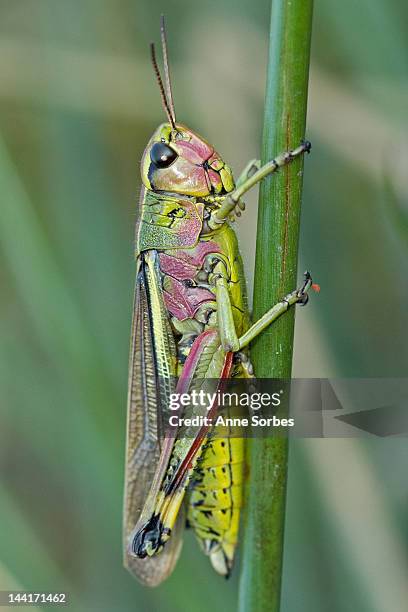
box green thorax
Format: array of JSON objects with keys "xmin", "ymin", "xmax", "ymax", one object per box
[{"xmin": 136, "ymin": 189, "xmax": 205, "ymax": 255}]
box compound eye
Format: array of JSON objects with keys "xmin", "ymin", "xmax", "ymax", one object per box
[{"xmin": 150, "ymin": 142, "xmax": 178, "ymax": 168}]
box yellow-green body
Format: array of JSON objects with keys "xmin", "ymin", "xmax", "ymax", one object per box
[
  {"xmin": 123, "ymin": 117, "xmax": 312, "ymax": 585},
  {"xmin": 130, "ymin": 160, "xmax": 250, "ymax": 574}
]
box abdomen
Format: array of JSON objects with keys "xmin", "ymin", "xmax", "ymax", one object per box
[{"xmin": 158, "ymin": 223, "xmax": 248, "ymax": 574}]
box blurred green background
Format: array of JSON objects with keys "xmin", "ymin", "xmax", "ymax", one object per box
[{"xmin": 0, "ymin": 1, "xmax": 407, "ymax": 611}]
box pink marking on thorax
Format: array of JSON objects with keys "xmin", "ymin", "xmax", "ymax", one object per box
[
  {"xmin": 159, "ymin": 240, "xmax": 221, "ymax": 280},
  {"xmin": 173, "ymin": 200, "xmax": 203, "ymax": 248},
  {"xmin": 159, "ymin": 256, "xmax": 196, "ymax": 281},
  {"xmin": 163, "ymin": 277, "xmax": 214, "ymax": 320},
  {"xmin": 159, "ymin": 240, "xmax": 221, "ymax": 320}
]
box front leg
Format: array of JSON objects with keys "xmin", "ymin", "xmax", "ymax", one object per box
[{"xmin": 208, "ymin": 140, "xmax": 311, "ymax": 230}]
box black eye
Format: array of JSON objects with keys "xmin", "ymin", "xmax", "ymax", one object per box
[{"xmin": 150, "ymin": 142, "xmax": 178, "ymax": 168}]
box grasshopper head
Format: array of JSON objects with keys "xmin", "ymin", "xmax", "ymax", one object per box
[
  {"xmin": 141, "ymin": 123, "xmax": 235, "ymax": 198},
  {"xmin": 143, "ymin": 19, "xmax": 234, "ymax": 198}
]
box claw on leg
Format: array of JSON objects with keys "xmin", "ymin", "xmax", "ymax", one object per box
[
  {"xmin": 301, "ymin": 139, "xmax": 312, "ymax": 154},
  {"xmin": 296, "ymin": 271, "xmax": 320, "ymax": 305},
  {"xmin": 297, "ymin": 271, "xmax": 312, "ymax": 305}
]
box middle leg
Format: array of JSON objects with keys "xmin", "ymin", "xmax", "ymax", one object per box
[{"xmin": 215, "ymin": 270, "xmax": 314, "ymax": 353}]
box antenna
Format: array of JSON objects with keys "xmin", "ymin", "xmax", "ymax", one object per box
[
  {"xmin": 160, "ymin": 15, "xmax": 176, "ymax": 126},
  {"xmin": 150, "ymin": 42, "xmax": 176, "ymax": 130}
]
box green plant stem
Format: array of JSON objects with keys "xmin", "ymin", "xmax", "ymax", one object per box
[{"xmin": 238, "ymin": 2, "xmax": 313, "ymax": 611}]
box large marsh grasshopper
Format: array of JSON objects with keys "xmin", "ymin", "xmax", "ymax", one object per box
[{"xmin": 123, "ymin": 17, "xmax": 314, "ymax": 586}]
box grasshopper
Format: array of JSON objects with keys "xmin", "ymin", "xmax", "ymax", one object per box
[{"xmin": 123, "ymin": 17, "xmax": 314, "ymax": 586}]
